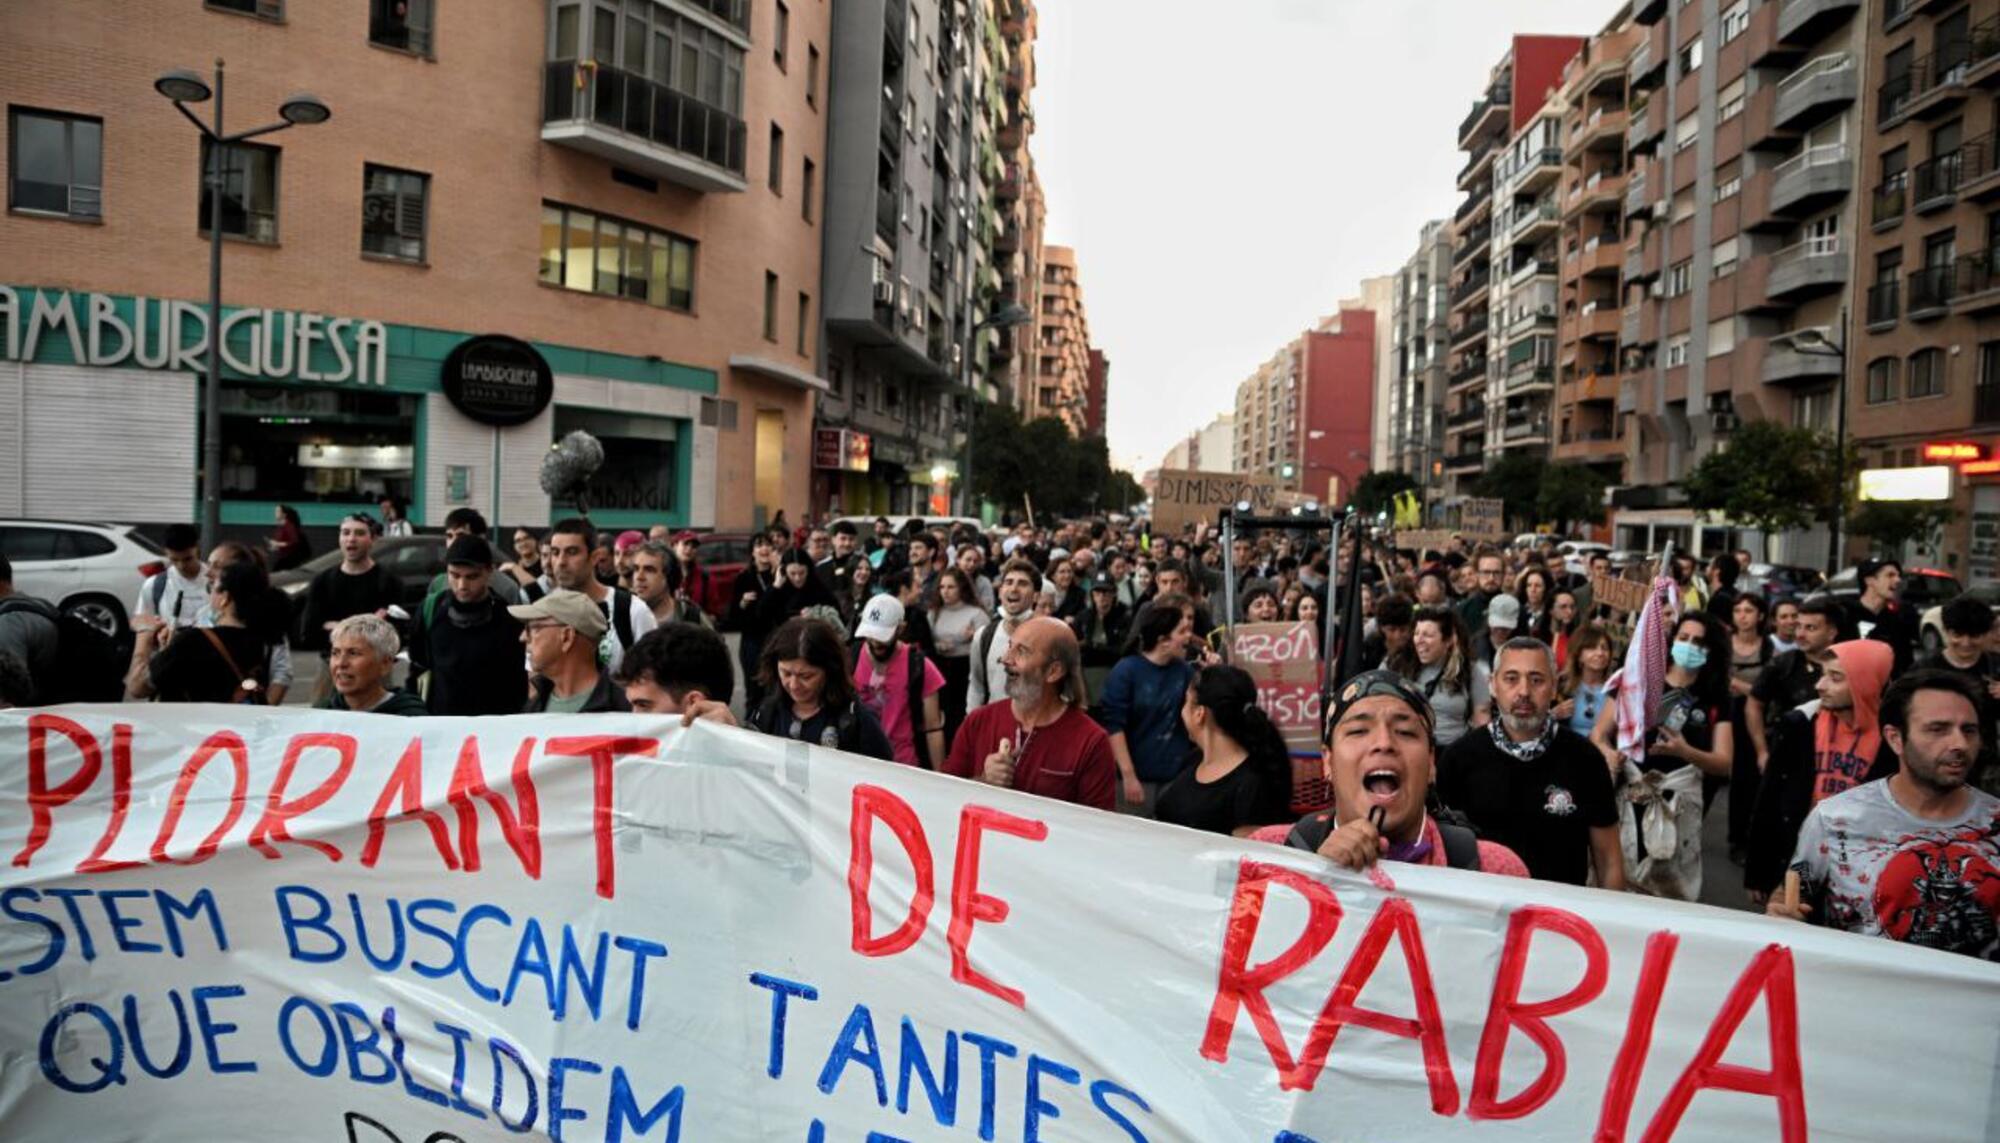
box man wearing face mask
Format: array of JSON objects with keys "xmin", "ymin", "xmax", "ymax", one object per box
[
  {"xmin": 1284, "ymin": 670, "xmax": 1528, "ymax": 876},
  {"xmin": 945, "ymin": 616, "xmax": 1116, "ymax": 808},
  {"xmin": 1437, "ymin": 639, "xmax": 1625, "ymax": 888},
  {"xmin": 1746, "ymin": 640, "xmax": 1897, "ymax": 903}
]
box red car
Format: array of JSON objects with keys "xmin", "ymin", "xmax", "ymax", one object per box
[{"xmin": 686, "ymin": 531, "xmax": 758, "ymax": 620}]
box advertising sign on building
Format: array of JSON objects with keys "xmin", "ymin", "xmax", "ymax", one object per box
[
  {"xmin": 439, "ymin": 334, "xmax": 554, "ymax": 427},
  {"xmin": 813, "ymin": 427, "xmax": 873, "ymax": 473}
]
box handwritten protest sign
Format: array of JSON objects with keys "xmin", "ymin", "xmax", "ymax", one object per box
[
  {"xmin": 1590, "ymin": 573, "xmax": 1653, "ymax": 615},
  {"xmin": 1395, "ymin": 529, "xmax": 1459, "ymax": 554},
  {"xmin": 1152, "ymin": 469, "xmax": 1279, "ymax": 534},
  {"xmin": 3, "ymin": 706, "xmax": 1998, "ymax": 1142},
  {"xmin": 1460, "ymin": 497, "xmax": 1507, "ymax": 541},
  {"xmin": 1229, "ymin": 621, "xmax": 1322, "ymax": 754}
]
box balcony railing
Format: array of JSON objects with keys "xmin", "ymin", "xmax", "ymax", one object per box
[
  {"xmin": 1777, "ymin": 52, "xmax": 1856, "ymax": 102},
  {"xmin": 1775, "ymin": 141, "xmax": 1848, "ymax": 181},
  {"xmin": 1454, "ymin": 224, "xmax": 1491, "ymax": 262},
  {"xmin": 1451, "ymin": 357, "xmax": 1488, "ymax": 385},
  {"xmin": 1459, "ymin": 99, "xmax": 1493, "ymax": 142},
  {"xmin": 1909, "ymin": 263, "xmax": 1957, "ymax": 315},
  {"xmin": 1450, "ymin": 275, "xmax": 1490, "ymax": 307},
  {"xmin": 1867, "ymin": 279, "xmax": 1901, "ymax": 325},
  {"xmin": 1913, "ymin": 149, "xmax": 1964, "ymax": 207},
  {"xmin": 1957, "ymin": 248, "xmax": 2000, "ymax": 297},
  {"xmin": 1872, "ymin": 174, "xmax": 1908, "ymax": 225},
  {"xmin": 1511, "ymin": 199, "xmax": 1559, "ymax": 234},
  {"xmin": 543, "ymin": 59, "xmax": 748, "ymax": 182},
  {"xmin": 1451, "ymin": 312, "xmax": 1491, "ymax": 342},
  {"xmin": 1448, "ymin": 402, "xmax": 1487, "ymax": 428}
]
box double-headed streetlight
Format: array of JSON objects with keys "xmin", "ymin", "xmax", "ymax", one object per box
[
  {"xmin": 958, "ymin": 302, "xmax": 1033, "ymax": 519},
  {"xmin": 156, "ymin": 62, "xmax": 330, "ymax": 553},
  {"xmin": 1772, "ymin": 323, "xmax": 1848, "ymax": 575}
]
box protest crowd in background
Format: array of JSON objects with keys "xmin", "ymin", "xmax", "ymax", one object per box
[{"xmin": 0, "ymin": 501, "xmax": 1995, "ymax": 964}]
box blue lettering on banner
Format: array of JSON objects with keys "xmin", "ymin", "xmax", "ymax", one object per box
[
  {"xmin": 817, "ymin": 1004, "xmax": 889, "ymax": 1107},
  {"xmin": 0, "ymin": 886, "xmax": 229, "ymax": 977},
  {"xmin": 1023, "ymin": 1055, "xmax": 1081, "ymax": 1143},
  {"xmin": 749, "ymin": 972, "xmax": 821, "ymax": 1079},
  {"xmin": 894, "ymin": 1018, "xmax": 958, "ymax": 1126},
  {"xmin": 960, "ymin": 1031, "xmax": 1019, "ymax": 1143},
  {"xmin": 190, "ymin": 984, "xmax": 257, "ymax": 1075},
  {"xmin": 123, "ymin": 991, "xmax": 193, "ymax": 1079},
  {"xmin": 279, "ymin": 996, "xmax": 339, "ymax": 1077}
]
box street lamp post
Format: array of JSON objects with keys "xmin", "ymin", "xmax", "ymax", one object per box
[
  {"xmin": 1779, "ymin": 322, "xmax": 1848, "ymax": 575},
  {"xmin": 958, "ymin": 302, "xmax": 1032, "ymax": 519},
  {"xmin": 156, "ymin": 62, "xmax": 330, "ymax": 555}
]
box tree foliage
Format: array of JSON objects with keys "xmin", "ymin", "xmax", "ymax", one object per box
[
  {"xmin": 1537, "ymin": 463, "xmax": 1608, "ymax": 533},
  {"xmin": 1349, "ymin": 469, "xmax": 1421, "ymax": 517},
  {"xmin": 1682, "ymin": 421, "xmax": 1844, "ymax": 539},
  {"xmin": 970, "ymin": 403, "xmax": 1140, "ymax": 517},
  {"xmin": 1471, "ymin": 452, "xmax": 1547, "ymax": 526},
  {"xmin": 1848, "ymin": 500, "xmax": 1957, "ymax": 557}
]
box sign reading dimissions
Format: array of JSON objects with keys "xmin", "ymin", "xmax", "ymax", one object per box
[
  {"xmin": 440, "ymin": 335, "xmax": 554, "ymax": 427},
  {"xmin": 1151, "ymin": 469, "xmax": 1281, "ymax": 533}
]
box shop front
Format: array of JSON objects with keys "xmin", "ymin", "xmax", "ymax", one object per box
[{"xmin": 0, "ymin": 285, "xmax": 718, "ymax": 532}]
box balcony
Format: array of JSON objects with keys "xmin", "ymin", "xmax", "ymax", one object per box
[
  {"xmin": 1448, "ymin": 401, "xmax": 1488, "ymax": 428},
  {"xmin": 1503, "ymin": 414, "xmax": 1552, "ymax": 442},
  {"xmin": 1444, "ymin": 449, "xmax": 1487, "ymax": 474},
  {"xmin": 1507, "ymin": 360, "xmax": 1556, "ymax": 393},
  {"xmin": 1866, "ymin": 279, "xmax": 1901, "ymax": 329},
  {"xmin": 1961, "ymin": 134, "xmax": 2000, "ymax": 201},
  {"xmin": 1556, "ymin": 428, "xmax": 1625, "ymax": 461},
  {"xmin": 1451, "ymin": 272, "xmax": 1491, "ymax": 308},
  {"xmin": 1909, "ymin": 264, "xmax": 1956, "ymax": 319},
  {"xmin": 1912, "ymin": 150, "xmax": 1964, "ymax": 214},
  {"xmin": 1517, "ymin": 146, "xmax": 1565, "ymax": 193},
  {"xmin": 1625, "ymin": 166, "xmax": 1655, "ymax": 216},
  {"xmin": 1569, "ymin": 108, "xmax": 1629, "ymax": 157},
  {"xmin": 1451, "ymin": 312, "xmax": 1490, "ymax": 348},
  {"xmin": 1577, "ymin": 300, "xmax": 1621, "ymax": 341},
  {"xmin": 1776, "ymin": 0, "xmax": 1860, "ymax": 44},
  {"xmin": 994, "ymin": 163, "xmax": 1022, "ymax": 201},
  {"xmin": 1511, "ymin": 198, "xmax": 1559, "ymax": 244},
  {"xmin": 1578, "ymin": 236, "xmax": 1623, "ymax": 278},
  {"xmin": 1634, "ymin": 0, "xmax": 1667, "ymax": 27},
  {"xmin": 1872, "ymin": 175, "xmax": 1908, "ymax": 228},
  {"xmin": 1458, "ymin": 144, "xmax": 1498, "ymax": 192},
  {"xmin": 1627, "ymin": 101, "xmax": 1664, "ymax": 155},
  {"xmin": 1902, "ymin": 44, "xmax": 1974, "ymax": 122},
  {"xmin": 1507, "ymin": 303, "xmax": 1557, "ymax": 342},
  {"xmin": 1764, "ymin": 237, "xmax": 1847, "ymax": 302},
  {"xmin": 1969, "ymin": 15, "xmax": 2000, "ymax": 88},
  {"xmin": 1450, "ymin": 356, "xmax": 1489, "ymax": 388},
  {"xmin": 1623, "ymin": 302, "xmax": 1659, "ymax": 346},
  {"xmin": 1460, "ymin": 97, "xmax": 1508, "ymax": 149},
  {"xmin": 1773, "ymin": 53, "xmax": 1857, "ymax": 133},
  {"xmin": 542, "ymin": 60, "xmax": 748, "ymax": 192},
  {"xmin": 1769, "ymin": 143, "xmax": 1852, "ymax": 216},
  {"xmin": 1509, "ymin": 258, "xmax": 1558, "ymax": 289},
  {"xmin": 995, "ymin": 220, "xmax": 1021, "ymax": 253},
  {"xmin": 1570, "ymin": 169, "xmax": 1628, "ymax": 215},
  {"xmin": 1629, "ymin": 35, "xmax": 1664, "ymax": 91},
  {"xmin": 1454, "ymin": 223, "xmax": 1492, "ymax": 264},
  {"xmin": 1956, "ymin": 251, "xmax": 2000, "ymax": 314},
  {"xmin": 1759, "ymin": 339, "xmax": 1844, "ymax": 387}
]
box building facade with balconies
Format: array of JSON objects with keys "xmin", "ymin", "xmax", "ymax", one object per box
[
  {"xmin": 819, "ymin": 0, "xmax": 995, "ymax": 515},
  {"xmin": 1032, "ymin": 244, "xmax": 1092, "ymax": 434},
  {"xmin": 1232, "ymin": 306, "xmax": 1379, "ymax": 504},
  {"xmin": 1610, "ymin": 0, "xmax": 1862, "ymax": 563},
  {"xmin": 1390, "ymin": 221, "xmax": 1452, "ymax": 485},
  {"xmin": 0, "ymin": 0, "xmax": 828, "ymax": 534},
  {"xmin": 1850, "ymin": 0, "xmax": 2000, "ymax": 581},
  {"xmin": 1555, "ymin": 8, "xmax": 1644, "ymax": 510}
]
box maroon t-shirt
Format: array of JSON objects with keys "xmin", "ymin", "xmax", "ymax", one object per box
[{"xmin": 944, "ymin": 701, "xmax": 1117, "ymax": 811}]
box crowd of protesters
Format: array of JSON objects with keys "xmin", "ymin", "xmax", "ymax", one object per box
[{"xmin": 0, "ymin": 507, "xmax": 1994, "ymax": 962}]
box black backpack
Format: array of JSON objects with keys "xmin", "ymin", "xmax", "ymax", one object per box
[{"xmin": 0, "ymin": 599, "xmax": 126, "ymax": 704}]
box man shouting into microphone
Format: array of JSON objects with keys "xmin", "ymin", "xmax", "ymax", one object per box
[{"xmin": 945, "ymin": 616, "xmax": 1118, "ymax": 809}]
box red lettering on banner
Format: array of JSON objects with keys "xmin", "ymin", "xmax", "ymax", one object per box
[
  {"xmin": 1469, "ymin": 906, "xmax": 1610, "ymax": 1120},
  {"xmin": 1200, "ymin": 860, "xmax": 1344, "ymax": 1076},
  {"xmin": 447, "ymin": 736, "xmax": 542, "ymax": 878},
  {"xmin": 247, "ymin": 733, "xmax": 359, "ymax": 861},
  {"xmin": 947, "ymin": 805, "xmax": 1049, "ymax": 1009},
  {"xmin": 150, "ymin": 732, "xmax": 251, "ymax": 866},
  {"xmin": 13, "ymin": 714, "xmax": 103, "ymax": 868},
  {"xmin": 848, "ymin": 784, "xmax": 935, "ymax": 957},
  {"xmin": 1595, "ymin": 930, "xmax": 1680, "ymax": 1141},
  {"xmin": 1293, "ymin": 897, "xmax": 1459, "ymax": 1113},
  {"xmin": 77, "ymin": 723, "xmax": 142, "ymax": 873},
  {"xmin": 360, "ymin": 737, "xmax": 460, "ymax": 870},
  {"xmin": 1637, "ymin": 945, "xmax": 1807, "ymax": 1143},
  {"xmin": 543, "ymin": 735, "xmax": 659, "ymax": 899}
]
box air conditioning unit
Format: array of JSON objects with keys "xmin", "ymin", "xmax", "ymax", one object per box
[
  {"xmin": 1650, "ymin": 281, "xmax": 1666, "ymax": 298},
  {"xmin": 873, "ymin": 279, "xmax": 896, "ymax": 305}
]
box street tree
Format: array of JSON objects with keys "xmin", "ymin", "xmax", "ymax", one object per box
[
  {"xmin": 1682, "ymin": 420, "xmax": 1846, "ymax": 560},
  {"xmin": 1472, "ymin": 452, "xmax": 1547, "ymax": 527},
  {"xmin": 1349, "ymin": 470, "xmax": 1420, "ymax": 517},
  {"xmin": 1537, "ymin": 463, "xmax": 1608, "ymax": 534}
]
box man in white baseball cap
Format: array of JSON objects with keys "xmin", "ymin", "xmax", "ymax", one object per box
[{"xmin": 853, "ymin": 594, "xmax": 948, "ymax": 768}]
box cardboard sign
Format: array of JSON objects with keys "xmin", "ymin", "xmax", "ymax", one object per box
[
  {"xmin": 4, "ymin": 707, "xmax": 1999, "ymax": 1142},
  {"xmin": 1590, "ymin": 573, "xmax": 1653, "ymax": 615},
  {"xmin": 1152, "ymin": 469, "xmax": 1280, "ymax": 534},
  {"xmin": 1229, "ymin": 621, "xmax": 1323, "ymax": 752},
  {"xmin": 1460, "ymin": 497, "xmax": 1507, "ymax": 541},
  {"xmin": 1396, "ymin": 529, "xmax": 1460, "ymax": 554}
]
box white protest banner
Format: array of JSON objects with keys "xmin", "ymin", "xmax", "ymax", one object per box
[{"xmin": 3, "ymin": 706, "xmax": 1999, "ymax": 1142}]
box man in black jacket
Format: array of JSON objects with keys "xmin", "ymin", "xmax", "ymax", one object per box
[
  {"xmin": 725, "ymin": 532, "xmax": 781, "ymax": 710},
  {"xmin": 411, "ymin": 536, "xmax": 525, "ymax": 716},
  {"xmin": 300, "ymin": 513, "xmax": 400, "ymax": 703}
]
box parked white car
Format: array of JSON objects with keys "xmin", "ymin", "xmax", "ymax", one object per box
[{"xmin": 0, "ymin": 519, "xmax": 167, "ymax": 637}]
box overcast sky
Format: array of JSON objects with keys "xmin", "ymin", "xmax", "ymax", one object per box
[{"xmin": 1032, "ymin": 0, "xmax": 1619, "ymax": 471}]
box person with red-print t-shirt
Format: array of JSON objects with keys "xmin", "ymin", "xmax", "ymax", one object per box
[{"xmin": 944, "ymin": 617, "xmax": 1116, "ymax": 810}]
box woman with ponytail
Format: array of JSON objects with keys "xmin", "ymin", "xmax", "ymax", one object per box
[{"xmin": 1154, "ymin": 664, "xmax": 1296, "ymax": 836}]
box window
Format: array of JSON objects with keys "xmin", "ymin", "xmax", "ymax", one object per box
[
  {"xmin": 1707, "ymin": 318, "xmax": 1737, "ymax": 356},
  {"xmin": 1674, "ymin": 112, "xmax": 1700, "ymax": 153},
  {"xmin": 359, "ymin": 165, "xmax": 427, "ymax": 262},
  {"xmin": 8, "ymin": 108, "xmax": 101, "ymax": 219},
  {"xmin": 774, "ymin": 1, "xmax": 789, "ymax": 68},
  {"xmin": 1666, "ymin": 334, "xmax": 1691, "ymax": 367},
  {"xmin": 768, "ymin": 123, "xmax": 784, "ymax": 194},
  {"xmin": 198, "ymin": 138, "xmax": 279, "ymax": 243},
  {"xmin": 1672, "ymin": 188, "xmax": 1696, "ymax": 222},
  {"xmin": 1867, "ymin": 357, "xmax": 1900, "ymax": 403},
  {"xmin": 1666, "ymin": 259, "xmax": 1692, "ymax": 296},
  {"xmin": 1802, "ymin": 212, "xmax": 1839, "ymax": 253},
  {"xmin": 807, "ymin": 45, "xmax": 820, "ymax": 108},
  {"xmin": 763, "ymin": 271, "xmax": 779, "ymax": 341},
  {"xmin": 1717, "ymin": 77, "xmax": 1745, "ymax": 124},
  {"xmin": 1711, "ymin": 237, "xmax": 1739, "ymax": 278},
  {"xmin": 1909, "ymin": 347, "xmax": 1946, "ymax": 397},
  {"xmin": 1714, "ymin": 161, "xmax": 1741, "ymax": 202},
  {"xmin": 207, "ymin": 0, "xmax": 282, "ymax": 19},
  {"xmin": 1877, "ymin": 247, "xmax": 1905, "ymax": 281},
  {"xmin": 801, "ymin": 157, "xmax": 815, "ymax": 222},
  {"xmin": 538, "ymin": 202, "xmax": 695, "ymax": 310},
  {"xmin": 1721, "ymin": 0, "xmax": 1749, "ymax": 43},
  {"xmin": 370, "ymin": 0, "xmax": 434, "ymax": 54},
  {"xmin": 796, "ymin": 291, "xmax": 810, "ymax": 356},
  {"xmin": 1678, "ymin": 36, "xmax": 1703, "ymax": 76},
  {"xmin": 218, "ymin": 381, "xmax": 417, "ymax": 506}
]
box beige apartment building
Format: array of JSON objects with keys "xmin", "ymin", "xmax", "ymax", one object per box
[
  {"xmin": 1, "ymin": 0, "xmax": 829, "ymax": 534},
  {"xmin": 1031, "ymin": 243, "xmax": 1090, "ymax": 433}
]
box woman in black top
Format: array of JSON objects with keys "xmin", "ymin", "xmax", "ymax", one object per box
[
  {"xmin": 747, "ymin": 616, "xmax": 896, "ymax": 762},
  {"xmin": 1154, "ymin": 665, "xmax": 1295, "ymax": 836},
  {"xmin": 760, "ymin": 550, "xmax": 840, "ymax": 626},
  {"xmin": 132, "ymin": 561, "xmax": 270, "ymax": 703}
]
